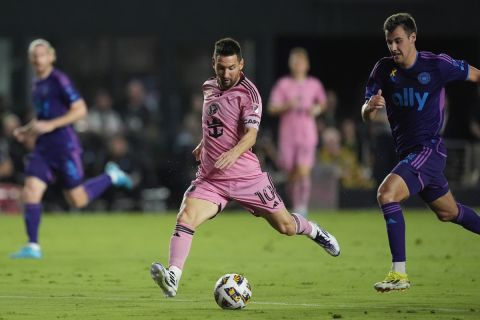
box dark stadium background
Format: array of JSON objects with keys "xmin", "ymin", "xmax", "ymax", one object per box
[{"xmin": 0, "ymin": 0, "xmax": 479, "ymax": 211}]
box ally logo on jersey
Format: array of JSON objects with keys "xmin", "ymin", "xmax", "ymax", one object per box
[{"xmin": 392, "ymin": 88, "xmax": 429, "ymax": 111}]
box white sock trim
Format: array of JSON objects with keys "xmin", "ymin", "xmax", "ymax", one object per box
[
  {"xmin": 169, "ymin": 265, "xmax": 183, "ymax": 281},
  {"xmin": 392, "ymin": 262, "xmax": 406, "ymax": 274},
  {"xmin": 308, "ymin": 222, "xmax": 318, "ymax": 239},
  {"xmin": 28, "ymin": 242, "xmax": 41, "ymax": 250}
]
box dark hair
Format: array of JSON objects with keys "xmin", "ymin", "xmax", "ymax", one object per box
[
  {"xmin": 213, "ymin": 37, "xmax": 242, "ymax": 60},
  {"xmin": 383, "ymin": 13, "xmax": 417, "ymax": 35}
]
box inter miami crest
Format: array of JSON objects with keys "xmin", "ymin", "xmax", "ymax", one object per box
[
  {"xmin": 206, "ymin": 103, "xmax": 223, "ymax": 138},
  {"xmin": 207, "ymin": 117, "xmax": 223, "ymax": 138},
  {"xmin": 208, "ymin": 103, "xmax": 220, "ymax": 116}
]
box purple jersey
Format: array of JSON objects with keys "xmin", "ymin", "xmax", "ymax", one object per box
[
  {"xmin": 365, "ymin": 51, "xmax": 470, "ymax": 156},
  {"xmin": 32, "ymin": 68, "xmax": 82, "ymax": 152}
]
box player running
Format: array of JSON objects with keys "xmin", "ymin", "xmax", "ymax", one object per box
[
  {"xmin": 268, "ymin": 48, "xmax": 327, "ymax": 217},
  {"xmin": 10, "ymin": 39, "xmax": 132, "ymax": 259},
  {"xmin": 361, "ymin": 13, "xmax": 480, "ymax": 292},
  {"xmin": 151, "ymin": 38, "xmax": 340, "ymax": 297}
]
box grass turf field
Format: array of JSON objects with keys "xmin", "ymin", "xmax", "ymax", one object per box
[{"xmin": 0, "ymin": 210, "xmax": 479, "ymax": 320}]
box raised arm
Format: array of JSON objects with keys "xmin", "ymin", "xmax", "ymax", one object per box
[
  {"xmin": 468, "ymin": 65, "xmax": 480, "ymax": 83},
  {"xmin": 361, "ymin": 89, "xmax": 385, "ymax": 122}
]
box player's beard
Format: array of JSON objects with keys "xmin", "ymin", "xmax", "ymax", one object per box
[
  {"xmin": 219, "ymin": 77, "xmax": 235, "ymax": 90},
  {"xmin": 218, "ymin": 79, "xmax": 232, "ymax": 90}
]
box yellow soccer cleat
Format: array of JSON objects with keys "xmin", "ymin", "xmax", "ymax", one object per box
[{"xmin": 374, "ymin": 271, "xmax": 410, "ymax": 292}]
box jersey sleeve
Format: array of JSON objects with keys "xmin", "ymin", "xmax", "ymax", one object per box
[
  {"xmin": 268, "ymin": 78, "xmax": 287, "ymax": 108},
  {"xmin": 56, "ymin": 72, "xmax": 82, "ymax": 106},
  {"xmin": 365, "ymin": 60, "xmax": 384, "ymax": 101},
  {"xmin": 437, "ymin": 53, "xmax": 470, "ymax": 83},
  {"xmin": 241, "ymin": 90, "xmax": 262, "ymax": 130}
]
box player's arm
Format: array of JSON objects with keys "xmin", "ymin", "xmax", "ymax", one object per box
[
  {"xmin": 32, "ymin": 99, "xmax": 87, "ymax": 135},
  {"xmin": 192, "ymin": 139, "xmax": 203, "ymax": 161},
  {"xmin": 311, "ymin": 81, "xmax": 327, "ymax": 117},
  {"xmin": 468, "ymin": 65, "xmax": 480, "ymax": 83},
  {"xmin": 267, "ymin": 81, "xmax": 295, "ymax": 116},
  {"xmin": 214, "ymin": 127, "xmax": 258, "ymax": 170},
  {"xmin": 361, "ymin": 89, "xmax": 385, "ymax": 122},
  {"xmin": 267, "ymin": 101, "xmax": 296, "ymax": 116},
  {"xmin": 13, "ymin": 119, "xmax": 37, "ymax": 142}
]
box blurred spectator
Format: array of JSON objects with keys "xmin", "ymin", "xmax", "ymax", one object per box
[
  {"xmin": 467, "ymin": 88, "xmax": 480, "ymax": 185},
  {"xmin": 122, "ymin": 79, "xmax": 156, "ymax": 135},
  {"xmin": 174, "ymin": 93, "xmax": 203, "ymax": 156},
  {"xmin": 468, "ymin": 87, "xmax": 480, "ymax": 141},
  {"xmin": 101, "ymin": 133, "xmax": 158, "ymax": 210},
  {"xmin": 0, "ymin": 113, "xmax": 29, "ymax": 184},
  {"xmin": 323, "ymin": 89, "xmax": 339, "ymax": 127},
  {"xmin": 75, "ymin": 89, "xmax": 124, "ymax": 177},
  {"xmin": 168, "ymin": 93, "xmax": 204, "ymax": 204},
  {"xmin": 0, "ymin": 136, "xmax": 14, "ymax": 180},
  {"xmin": 84, "ymin": 89, "xmax": 123, "ymax": 137},
  {"xmin": 340, "ymin": 117, "xmax": 361, "ymax": 161},
  {"xmin": 0, "ymin": 113, "xmax": 26, "ymax": 213},
  {"xmin": 120, "ymin": 79, "xmax": 162, "ymax": 167},
  {"xmin": 255, "ymin": 128, "xmax": 279, "ymax": 174},
  {"xmin": 318, "ymin": 127, "xmax": 374, "ymax": 189}
]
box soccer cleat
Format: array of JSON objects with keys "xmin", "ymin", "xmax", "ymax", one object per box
[
  {"xmin": 105, "ymin": 162, "xmax": 133, "ymax": 190},
  {"xmin": 311, "ymin": 224, "xmax": 340, "ymax": 256},
  {"xmin": 10, "ymin": 245, "xmax": 42, "ymax": 259},
  {"xmin": 374, "ymin": 271, "xmax": 410, "ymax": 292},
  {"xmin": 151, "ymin": 262, "xmax": 178, "ymax": 297}
]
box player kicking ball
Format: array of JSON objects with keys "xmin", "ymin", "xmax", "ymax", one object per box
[
  {"xmin": 151, "ymin": 38, "xmax": 340, "ymax": 297},
  {"xmin": 362, "ymin": 13, "xmax": 480, "ymax": 292}
]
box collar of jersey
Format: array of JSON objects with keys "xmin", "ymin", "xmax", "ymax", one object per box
[{"xmin": 399, "ymin": 52, "xmax": 419, "ymax": 71}]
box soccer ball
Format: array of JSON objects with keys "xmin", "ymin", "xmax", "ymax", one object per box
[{"xmin": 213, "ymin": 273, "xmax": 252, "ymax": 309}]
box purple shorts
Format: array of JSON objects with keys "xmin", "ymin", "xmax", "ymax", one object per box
[
  {"xmin": 185, "ymin": 172, "xmax": 285, "ymax": 215},
  {"xmin": 392, "ymin": 139, "xmax": 449, "ymax": 203},
  {"xmin": 25, "ymin": 149, "xmax": 84, "ymax": 189}
]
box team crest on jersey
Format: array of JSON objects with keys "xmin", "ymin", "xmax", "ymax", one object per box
[
  {"xmin": 389, "ymin": 68, "xmax": 397, "ymax": 82},
  {"xmin": 253, "ymin": 103, "xmax": 260, "ymax": 114},
  {"xmin": 417, "ymin": 72, "xmax": 431, "ymax": 85},
  {"xmin": 208, "ymin": 103, "xmax": 220, "ymax": 116}
]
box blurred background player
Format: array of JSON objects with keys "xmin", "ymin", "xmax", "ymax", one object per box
[
  {"xmin": 150, "ymin": 38, "xmax": 339, "ymax": 298},
  {"xmin": 361, "ymin": 13, "xmax": 480, "ymax": 292},
  {"xmin": 268, "ymin": 48, "xmax": 327, "ymax": 216},
  {"xmin": 10, "ymin": 39, "xmax": 132, "ymax": 259}
]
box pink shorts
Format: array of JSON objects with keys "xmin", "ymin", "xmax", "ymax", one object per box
[
  {"xmin": 278, "ymin": 142, "xmax": 316, "ymax": 172},
  {"xmin": 185, "ymin": 172, "xmax": 285, "ymax": 215}
]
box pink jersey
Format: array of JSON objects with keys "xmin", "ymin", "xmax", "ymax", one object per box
[
  {"xmin": 197, "ymin": 74, "xmax": 263, "ymax": 180},
  {"xmin": 269, "ymin": 76, "xmax": 326, "ymax": 147}
]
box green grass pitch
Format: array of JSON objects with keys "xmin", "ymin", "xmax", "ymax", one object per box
[{"xmin": 0, "ymin": 210, "xmax": 479, "ymax": 320}]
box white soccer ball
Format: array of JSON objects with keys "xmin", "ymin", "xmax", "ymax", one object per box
[{"xmin": 213, "ymin": 273, "xmax": 252, "ymax": 309}]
